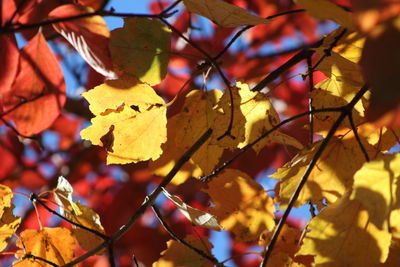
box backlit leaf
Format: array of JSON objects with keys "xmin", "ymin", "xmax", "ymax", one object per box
[
  {"xmin": 297, "ymin": 194, "xmax": 391, "ymax": 266},
  {"xmin": 49, "ymin": 4, "xmax": 117, "ymax": 79},
  {"xmin": 153, "ymin": 235, "xmax": 213, "ymax": 267},
  {"xmin": 162, "ymin": 188, "xmax": 223, "ymax": 231},
  {"xmin": 14, "ymin": 227, "xmax": 75, "ymax": 266},
  {"xmin": 203, "ymin": 169, "xmax": 275, "ymax": 242},
  {"xmin": 350, "ymin": 153, "xmax": 400, "ymax": 229},
  {"xmin": 0, "ymin": 35, "xmax": 19, "ymax": 94},
  {"xmin": 0, "ymin": 206, "xmax": 21, "ymax": 252},
  {"xmin": 80, "ymin": 75, "xmax": 167, "ymax": 164},
  {"xmin": 272, "ymin": 137, "xmax": 375, "ymax": 208},
  {"xmin": 0, "ymin": 184, "xmax": 13, "ymax": 218},
  {"xmin": 183, "ymin": 0, "xmax": 270, "ymax": 27},
  {"xmin": 110, "ymin": 18, "xmax": 171, "ymax": 85},
  {"xmin": 2, "ymin": 32, "xmax": 66, "ymax": 135},
  {"xmin": 53, "ymin": 176, "xmax": 78, "ymax": 215}
]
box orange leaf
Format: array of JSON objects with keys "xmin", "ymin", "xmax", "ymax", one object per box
[
  {"xmin": 14, "ymin": 227, "xmax": 75, "ymax": 266},
  {"xmin": 2, "ymin": 32, "xmax": 66, "ymax": 136},
  {"xmin": 0, "ymin": 35, "xmax": 19, "ymax": 94},
  {"xmin": 49, "ymin": 4, "xmax": 117, "ymax": 79},
  {"xmin": 0, "ymin": 205, "xmax": 21, "ymax": 252}
]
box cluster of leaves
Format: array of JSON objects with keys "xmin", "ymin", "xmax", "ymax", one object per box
[{"xmin": 1, "ymin": 0, "xmax": 400, "ymax": 266}]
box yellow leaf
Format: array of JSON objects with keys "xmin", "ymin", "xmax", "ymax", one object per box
[
  {"xmin": 296, "ymin": 0, "xmax": 355, "ymax": 30},
  {"xmin": 297, "ymin": 193, "xmax": 391, "ymax": 266},
  {"xmin": 183, "ymin": 0, "xmax": 270, "ymax": 27},
  {"xmin": 0, "ymin": 205, "xmax": 21, "ymax": 252},
  {"xmin": 0, "ymin": 184, "xmax": 13, "ymax": 218},
  {"xmin": 203, "ymin": 169, "xmax": 275, "ymax": 242},
  {"xmin": 153, "ymin": 235, "xmax": 213, "ymax": 267},
  {"xmin": 175, "ymin": 89, "xmax": 224, "ymax": 174},
  {"xmin": 80, "ymin": 75, "xmax": 167, "ymax": 164},
  {"xmin": 67, "ymin": 202, "xmax": 106, "ymax": 252},
  {"xmin": 149, "ymin": 114, "xmax": 202, "ymax": 185},
  {"xmin": 271, "ymin": 137, "xmax": 375, "ymax": 208},
  {"xmin": 14, "ymin": 227, "xmax": 75, "ymax": 266},
  {"xmin": 350, "ymin": 153, "xmax": 400, "ymax": 229},
  {"xmin": 382, "ymin": 238, "xmax": 400, "ymax": 267},
  {"xmin": 212, "ymin": 82, "xmax": 302, "ymax": 152},
  {"xmin": 110, "ymin": 18, "xmax": 171, "ymax": 85},
  {"xmin": 162, "ymin": 188, "xmax": 223, "ymax": 231}
]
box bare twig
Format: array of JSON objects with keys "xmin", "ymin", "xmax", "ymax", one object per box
[
  {"xmin": 260, "ymin": 84, "xmax": 369, "ymax": 267},
  {"xmin": 348, "ymin": 113, "xmax": 370, "ymax": 162},
  {"xmin": 21, "ymin": 253, "xmax": 59, "ymax": 267}
]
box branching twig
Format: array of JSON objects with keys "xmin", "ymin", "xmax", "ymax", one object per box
[
  {"xmin": 152, "ymin": 205, "xmax": 224, "ymax": 266},
  {"xmin": 62, "ymin": 129, "xmax": 212, "ymax": 267},
  {"xmin": 260, "ymin": 84, "xmax": 369, "ymax": 267}
]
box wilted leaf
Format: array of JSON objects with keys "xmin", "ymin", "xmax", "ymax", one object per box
[
  {"xmin": 272, "ymin": 137, "xmax": 375, "ymax": 208},
  {"xmin": 153, "ymin": 235, "xmax": 213, "ymax": 267},
  {"xmin": 66, "ymin": 202, "xmax": 106, "ymax": 252},
  {"xmin": 14, "ymin": 227, "xmax": 75, "ymax": 266},
  {"xmin": 2, "ymin": 32, "xmax": 66, "ymax": 135},
  {"xmin": 297, "ymin": 193, "xmax": 391, "ymax": 266},
  {"xmin": 183, "ymin": 0, "xmax": 270, "ymax": 27},
  {"xmin": 53, "ymin": 176, "xmax": 76, "ymax": 215},
  {"xmin": 351, "ymin": 153, "xmax": 400, "ymax": 229},
  {"xmin": 0, "ymin": 206, "xmax": 21, "ymax": 252},
  {"xmin": 162, "ymin": 188, "xmax": 222, "ymax": 231},
  {"xmin": 80, "ymin": 75, "xmax": 167, "ymax": 164},
  {"xmin": 203, "ymin": 169, "xmax": 275, "ymax": 242},
  {"xmin": 49, "ymin": 4, "xmax": 117, "ymax": 79},
  {"xmin": 110, "ymin": 18, "xmax": 171, "ymax": 85},
  {"xmin": 296, "ymin": 0, "xmax": 355, "ymax": 30}
]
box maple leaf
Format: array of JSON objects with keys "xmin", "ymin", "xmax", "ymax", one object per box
[
  {"xmin": 0, "ymin": 35, "xmax": 19, "ymax": 94},
  {"xmin": 297, "ymin": 193, "xmax": 391, "ymax": 266},
  {"xmin": 14, "ymin": 227, "xmax": 75, "ymax": 266},
  {"xmin": 350, "ymin": 153, "xmax": 400, "ymax": 229},
  {"xmin": 80, "ymin": 75, "xmax": 167, "ymax": 164},
  {"xmin": 203, "ymin": 169, "xmax": 275, "ymax": 242},
  {"xmin": 271, "ymin": 137, "xmax": 376, "ymax": 208},
  {"xmin": 110, "ymin": 18, "xmax": 171, "ymax": 86},
  {"xmin": 49, "ymin": 4, "xmax": 117, "ymax": 79},
  {"xmin": 2, "ymin": 32, "xmax": 66, "ymax": 136},
  {"xmin": 182, "ymin": 0, "xmax": 270, "ymax": 27},
  {"xmin": 153, "ymin": 235, "xmax": 214, "ymax": 267},
  {"xmin": 162, "ymin": 188, "xmax": 222, "ymax": 231}
]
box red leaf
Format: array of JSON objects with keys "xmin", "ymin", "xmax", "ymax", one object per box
[
  {"xmin": 0, "ymin": 35, "xmax": 19, "ymax": 94},
  {"xmin": 49, "ymin": 4, "xmax": 117, "ymax": 79},
  {"xmin": 2, "ymin": 32, "xmax": 66, "ymax": 136}
]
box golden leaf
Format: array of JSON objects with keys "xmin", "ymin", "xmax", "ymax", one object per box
[
  {"xmin": 183, "ymin": 0, "xmax": 270, "ymax": 27},
  {"xmin": 80, "ymin": 75, "xmax": 167, "ymax": 164},
  {"xmin": 351, "ymin": 153, "xmax": 400, "ymax": 229},
  {"xmin": 296, "ymin": 0, "xmax": 355, "ymax": 30},
  {"xmin": 0, "ymin": 206, "xmax": 21, "ymax": 252},
  {"xmin": 0, "ymin": 184, "xmax": 13, "ymax": 218},
  {"xmin": 153, "ymin": 235, "xmax": 213, "ymax": 267},
  {"xmin": 162, "ymin": 188, "xmax": 222, "ymax": 231},
  {"xmin": 297, "ymin": 194, "xmax": 391, "ymax": 266},
  {"xmin": 203, "ymin": 169, "xmax": 275, "ymax": 242},
  {"xmin": 14, "ymin": 227, "xmax": 75, "ymax": 266},
  {"xmin": 272, "ymin": 137, "xmax": 375, "ymax": 208},
  {"xmin": 110, "ymin": 18, "xmax": 171, "ymax": 85}
]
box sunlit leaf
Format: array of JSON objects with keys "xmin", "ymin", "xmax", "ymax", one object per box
[
  {"xmin": 350, "ymin": 153, "xmax": 400, "ymax": 229},
  {"xmin": 297, "ymin": 193, "xmax": 391, "ymax": 266},
  {"xmin": 203, "ymin": 169, "xmax": 275, "ymax": 242},
  {"xmin": 14, "ymin": 227, "xmax": 75, "ymax": 266},
  {"xmin": 49, "ymin": 4, "xmax": 117, "ymax": 79},
  {"xmin": 2, "ymin": 32, "xmax": 66, "ymax": 135},
  {"xmin": 271, "ymin": 137, "xmax": 375, "ymax": 208},
  {"xmin": 80, "ymin": 75, "xmax": 167, "ymax": 164},
  {"xmin": 0, "ymin": 35, "xmax": 19, "ymax": 94},
  {"xmin": 162, "ymin": 188, "xmax": 223, "ymax": 231},
  {"xmin": 0, "ymin": 184, "xmax": 13, "ymax": 218},
  {"xmin": 110, "ymin": 18, "xmax": 171, "ymax": 85},
  {"xmin": 53, "ymin": 176, "xmax": 78, "ymax": 215},
  {"xmin": 183, "ymin": 0, "xmax": 270, "ymax": 27},
  {"xmin": 0, "ymin": 206, "xmax": 21, "ymax": 252},
  {"xmin": 153, "ymin": 235, "xmax": 213, "ymax": 267}
]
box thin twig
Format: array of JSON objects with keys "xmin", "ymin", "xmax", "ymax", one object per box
[
  {"xmin": 31, "ymin": 194, "xmax": 109, "ymax": 240},
  {"xmin": 62, "ymin": 129, "xmax": 213, "ymax": 267},
  {"xmin": 348, "ymin": 113, "xmax": 370, "ymax": 162},
  {"xmin": 107, "ymin": 242, "xmax": 116, "ymax": 267},
  {"xmin": 260, "ymin": 84, "xmax": 369, "ymax": 267},
  {"xmin": 22, "ymin": 253, "xmax": 59, "ymax": 267},
  {"xmin": 159, "ymin": 0, "xmax": 183, "ymax": 17},
  {"xmin": 152, "ymin": 205, "xmax": 223, "ymax": 266},
  {"xmin": 306, "ymin": 55, "xmax": 315, "ymax": 144}
]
